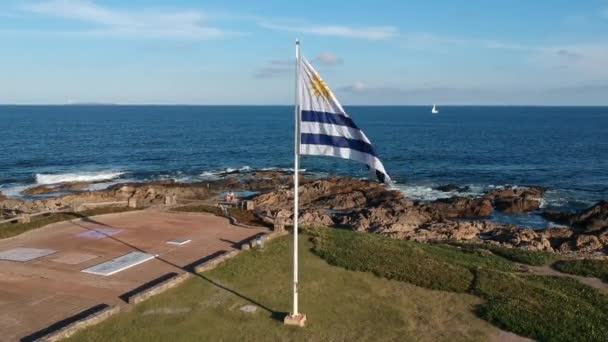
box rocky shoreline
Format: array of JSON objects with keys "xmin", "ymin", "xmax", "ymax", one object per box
[{"xmin": 1, "ymin": 171, "xmax": 606, "ymax": 256}]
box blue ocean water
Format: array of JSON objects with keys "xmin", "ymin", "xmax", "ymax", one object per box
[{"xmin": 1, "ymin": 105, "xmax": 607, "ymax": 217}]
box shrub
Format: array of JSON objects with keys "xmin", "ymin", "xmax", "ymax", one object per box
[{"xmin": 552, "ymin": 259, "xmax": 608, "ymax": 282}]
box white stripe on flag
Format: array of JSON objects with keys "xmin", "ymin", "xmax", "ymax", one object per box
[
  {"xmin": 300, "ymin": 144, "xmax": 389, "ymax": 177},
  {"xmin": 300, "ymin": 122, "xmax": 372, "ymax": 143}
]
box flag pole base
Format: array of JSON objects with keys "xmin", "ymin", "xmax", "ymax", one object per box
[{"xmin": 284, "ymin": 313, "xmax": 307, "ymax": 327}]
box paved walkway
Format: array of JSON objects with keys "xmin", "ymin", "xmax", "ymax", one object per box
[{"xmin": 0, "ymin": 209, "xmax": 266, "ymax": 341}]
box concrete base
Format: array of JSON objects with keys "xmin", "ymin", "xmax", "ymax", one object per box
[{"xmin": 284, "ymin": 313, "xmax": 307, "ymax": 327}]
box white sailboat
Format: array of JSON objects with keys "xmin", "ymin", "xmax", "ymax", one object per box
[{"xmin": 431, "ymin": 104, "xmax": 439, "ymax": 114}]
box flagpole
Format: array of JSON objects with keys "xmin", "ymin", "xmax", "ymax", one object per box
[{"xmin": 285, "ymin": 39, "xmax": 306, "ymax": 327}]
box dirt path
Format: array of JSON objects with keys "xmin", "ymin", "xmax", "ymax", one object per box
[{"xmin": 520, "ymin": 264, "xmax": 608, "ymax": 292}]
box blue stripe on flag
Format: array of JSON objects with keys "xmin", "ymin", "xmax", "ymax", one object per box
[
  {"xmin": 301, "ymin": 110, "xmax": 359, "ymax": 129},
  {"xmin": 301, "ymin": 133, "xmax": 378, "ymax": 157}
]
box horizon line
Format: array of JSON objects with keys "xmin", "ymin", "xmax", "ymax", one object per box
[{"xmin": 1, "ymin": 103, "xmax": 608, "ymax": 107}]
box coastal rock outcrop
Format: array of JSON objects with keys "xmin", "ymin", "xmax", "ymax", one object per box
[
  {"xmin": 542, "ymin": 201, "xmax": 608, "ymax": 232},
  {"xmin": 254, "ymin": 177, "xmax": 390, "ymax": 213},
  {"xmin": 430, "ymin": 197, "xmax": 494, "ymax": 219},
  {"xmin": 2, "ymin": 173, "xmax": 606, "ymax": 256},
  {"xmin": 22, "ymin": 182, "xmax": 91, "ymax": 196},
  {"xmin": 485, "ymin": 186, "xmax": 546, "ymax": 213}
]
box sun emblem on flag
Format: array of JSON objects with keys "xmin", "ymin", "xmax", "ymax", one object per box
[{"xmin": 310, "ymin": 72, "xmax": 334, "ymax": 101}]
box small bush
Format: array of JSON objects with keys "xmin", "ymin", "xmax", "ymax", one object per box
[{"xmin": 552, "ymin": 259, "xmax": 608, "ymax": 282}]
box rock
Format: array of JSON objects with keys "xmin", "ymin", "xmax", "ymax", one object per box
[
  {"xmin": 300, "ymin": 210, "xmax": 335, "ymax": 227},
  {"xmin": 597, "ymin": 228, "xmax": 608, "ymax": 245},
  {"xmin": 541, "ymin": 210, "xmax": 575, "ymax": 225},
  {"xmin": 254, "ymin": 177, "xmax": 391, "ymax": 212},
  {"xmin": 431, "ymin": 197, "xmax": 494, "ymax": 219},
  {"xmin": 320, "ymin": 191, "xmax": 367, "ymax": 210},
  {"xmin": 542, "ymin": 227, "xmax": 573, "ymax": 240},
  {"xmin": 573, "ymin": 234, "xmax": 603, "ymax": 252},
  {"xmin": 542, "ymin": 201, "xmax": 608, "ymax": 233},
  {"xmin": 558, "ymin": 240, "xmax": 574, "ymax": 253},
  {"xmin": 434, "ymin": 184, "xmax": 471, "ymax": 192},
  {"xmin": 0, "ymin": 192, "xmax": 6, "ymax": 201},
  {"xmin": 485, "ymin": 186, "xmax": 546, "ymax": 214},
  {"xmin": 571, "ymin": 201, "xmax": 608, "ymax": 232},
  {"xmin": 541, "ymin": 227, "xmax": 573, "ymax": 249},
  {"xmin": 22, "ymin": 182, "xmax": 91, "ymax": 196}
]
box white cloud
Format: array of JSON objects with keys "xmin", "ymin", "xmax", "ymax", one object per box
[
  {"xmin": 315, "ymin": 53, "xmax": 343, "ymax": 66},
  {"xmin": 20, "ymin": 0, "xmax": 228, "ymax": 40},
  {"xmin": 259, "ymin": 22, "xmax": 397, "ymax": 40}
]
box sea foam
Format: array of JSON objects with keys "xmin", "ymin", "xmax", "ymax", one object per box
[{"xmin": 35, "ymin": 171, "xmax": 125, "ymax": 185}]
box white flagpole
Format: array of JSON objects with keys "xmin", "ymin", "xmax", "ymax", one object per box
[
  {"xmin": 285, "ymin": 39, "xmax": 306, "ymax": 326},
  {"xmin": 292, "ymin": 39, "xmax": 301, "ymax": 316}
]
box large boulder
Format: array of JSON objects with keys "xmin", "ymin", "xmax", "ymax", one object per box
[
  {"xmin": 542, "ymin": 201, "xmax": 608, "ymax": 233},
  {"xmin": 431, "ymin": 197, "xmax": 494, "ymax": 219},
  {"xmin": 558, "ymin": 234, "xmax": 604, "ymax": 253},
  {"xmin": 571, "ymin": 201, "xmax": 608, "ymax": 232},
  {"xmin": 485, "ymin": 186, "xmax": 545, "ymax": 213},
  {"xmin": 541, "ymin": 227, "xmax": 574, "ymax": 249},
  {"xmin": 573, "ymin": 234, "xmax": 603, "ymax": 252}
]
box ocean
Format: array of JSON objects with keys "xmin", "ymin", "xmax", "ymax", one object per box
[{"xmin": 1, "ymin": 105, "xmax": 607, "ymax": 227}]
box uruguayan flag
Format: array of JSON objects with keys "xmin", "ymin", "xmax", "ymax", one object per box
[{"xmin": 298, "ymin": 57, "xmax": 391, "ymax": 184}]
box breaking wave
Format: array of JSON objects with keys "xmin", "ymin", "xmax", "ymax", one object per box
[
  {"xmin": 35, "ymin": 171, "xmax": 125, "ymax": 185},
  {"xmin": 392, "ymin": 183, "xmax": 488, "ymax": 201}
]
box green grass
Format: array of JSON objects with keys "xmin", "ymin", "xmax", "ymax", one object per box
[
  {"xmin": 552, "ymin": 259, "xmax": 608, "ymax": 283},
  {"xmin": 312, "ymin": 228, "xmax": 608, "ymax": 341},
  {"xmin": 0, "ymin": 206, "xmax": 139, "ymax": 239},
  {"xmin": 474, "ymin": 270, "xmax": 608, "ymax": 341},
  {"xmin": 451, "ymin": 242, "xmax": 563, "ymax": 266},
  {"xmin": 67, "ymin": 237, "xmax": 503, "ymax": 342},
  {"xmin": 311, "ymin": 228, "xmax": 514, "ymax": 293}
]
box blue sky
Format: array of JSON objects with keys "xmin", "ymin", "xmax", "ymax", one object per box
[{"xmin": 1, "ymin": 0, "xmax": 607, "ymax": 105}]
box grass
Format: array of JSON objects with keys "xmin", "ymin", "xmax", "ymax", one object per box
[
  {"xmin": 450, "ymin": 242, "xmax": 563, "ymax": 266},
  {"xmin": 311, "ymin": 228, "xmax": 514, "ymax": 293},
  {"xmin": 312, "ymin": 228, "xmax": 608, "ymax": 341},
  {"xmin": 0, "ymin": 206, "xmax": 139, "ymax": 239},
  {"xmin": 475, "ymin": 270, "xmax": 608, "ymax": 341},
  {"xmin": 67, "ymin": 236, "xmax": 503, "ymax": 342},
  {"xmin": 552, "ymin": 259, "xmax": 608, "ymax": 283}
]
